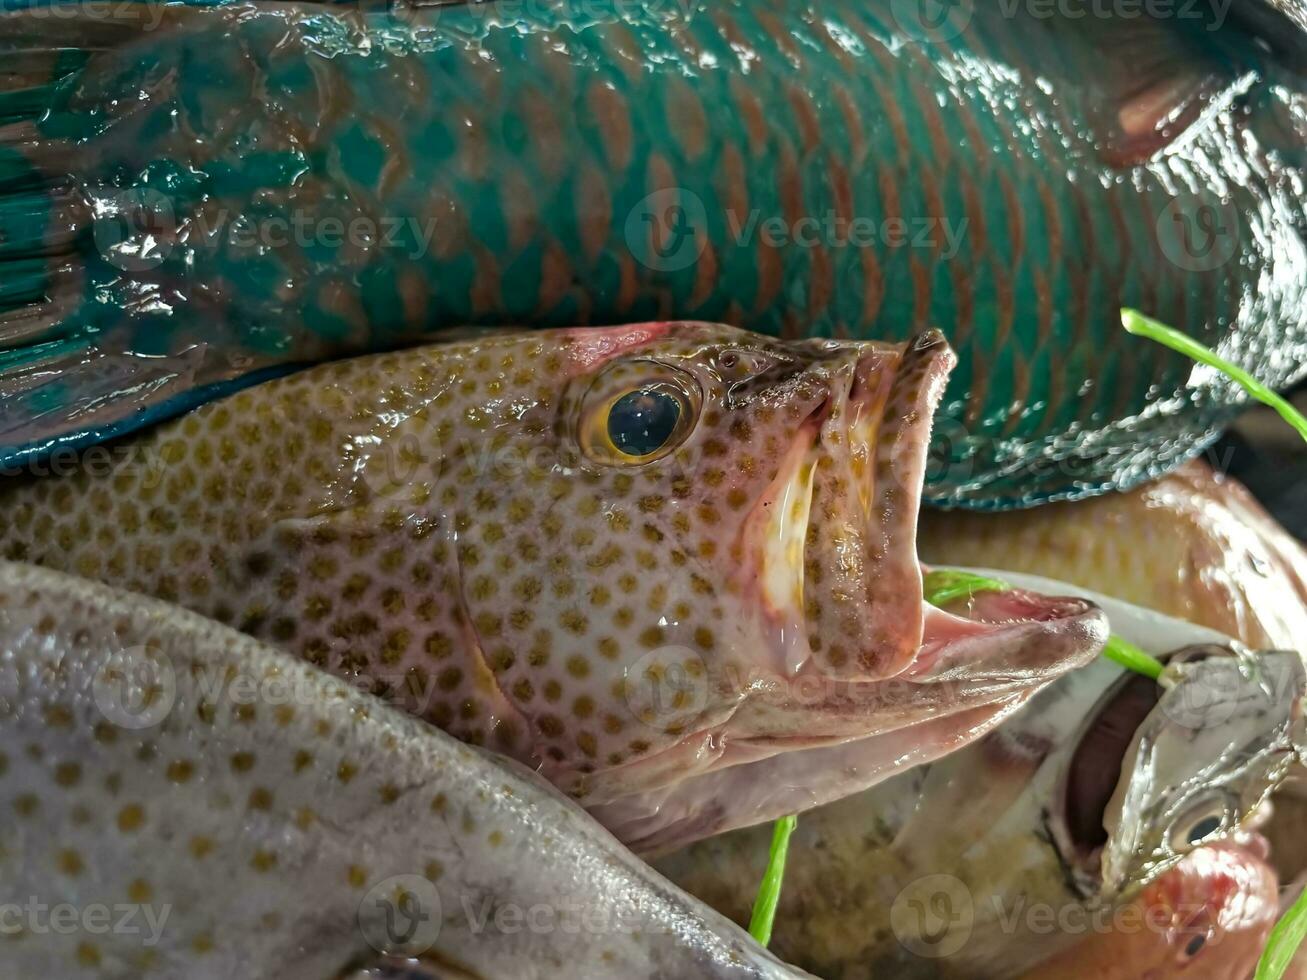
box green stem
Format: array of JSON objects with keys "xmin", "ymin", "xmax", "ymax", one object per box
[
  {"xmin": 1121, "ymin": 309, "xmax": 1307, "ymax": 441},
  {"xmin": 1101, "ymin": 635, "xmax": 1164, "ymax": 681},
  {"xmin": 748, "ymin": 814, "xmax": 798, "ymax": 946},
  {"xmin": 922, "ymin": 569, "xmax": 1011, "ymax": 606},
  {"xmin": 1256, "ymin": 886, "xmax": 1307, "ymax": 980}
]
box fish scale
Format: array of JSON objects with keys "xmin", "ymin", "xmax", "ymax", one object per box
[
  {"xmin": 0, "ymin": 0, "xmax": 1303, "ymax": 505},
  {"xmin": 0, "ymin": 560, "xmax": 816, "ymax": 980}
]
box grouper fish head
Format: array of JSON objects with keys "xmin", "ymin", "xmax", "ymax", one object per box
[{"xmin": 0, "ymin": 322, "xmax": 1108, "ymax": 851}]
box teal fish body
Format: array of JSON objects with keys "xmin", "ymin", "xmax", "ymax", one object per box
[{"xmin": 1, "ymin": 0, "xmax": 1305, "ymax": 506}]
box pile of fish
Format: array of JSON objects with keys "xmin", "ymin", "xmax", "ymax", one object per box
[
  {"xmin": 656, "ymin": 579, "xmax": 1307, "ymax": 978},
  {"xmin": 0, "ymin": 337, "xmax": 1302, "ymax": 979},
  {"xmin": 0, "ymin": 0, "xmax": 1304, "ymax": 978}
]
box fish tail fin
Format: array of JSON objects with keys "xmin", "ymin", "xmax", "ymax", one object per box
[
  {"xmin": 0, "ymin": 4, "xmax": 222, "ymax": 466},
  {"xmin": 0, "ymin": 25, "xmax": 98, "ymax": 342}
]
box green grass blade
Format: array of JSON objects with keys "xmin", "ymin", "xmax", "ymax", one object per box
[
  {"xmin": 1102, "ymin": 635, "xmax": 1164, "ymax": 680},
  {"xmin": 748, "ymin": 814, "xmax": 798, "ymax": 946},
  {"xmin": 1121, "ymin": 309, "xmax": 1307, "ymax": 441},
  {"xmin": 1257, "ymin": 886, "xmax": 1307, "ymax": 980}
]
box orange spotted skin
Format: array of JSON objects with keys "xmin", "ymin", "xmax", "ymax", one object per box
[
  {"xmin": 1018, "ymin": 842, "xmax": 1279, "ymax": 980},
  {"xmin": 0, "ymin": 322, "xmax": 1109, "ymax": 851}
]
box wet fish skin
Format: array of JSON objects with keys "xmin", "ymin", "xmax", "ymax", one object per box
[
  {"xmin": 0, "ymin": 323, "xmax": 1108, "ymax": 852},
  {"xmin": 1098, "ymin": 646, "xmax": 1307, "ymax": 898},
  {"xmin": 654, "ymin": 631, "xmax": 1305, "ymax": 979},
  {"xmin": 919, "ymin": 460, "xmax": 1307, "ymax": 650},
  {"xmin": 0, "ymin": 559, "xmax": 814, "ymax": 980},
  {"xmin": 0, "ymin": 0, "xmax": 1304, "ymax": 506},
  {"xmin": 1014, "ymin": 841, "xmax": 1279, "ymax": 980}
]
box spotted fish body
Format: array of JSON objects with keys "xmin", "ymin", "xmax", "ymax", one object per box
[
  {"xmin": 0, "ymin": 560, "xmax": 815, "ymax": 980},
  {"xmin": 0, "ymin": 0, "xmax": 1305, "ymax": 507},
  {"xmin": 0, "ymin": 323, "xmax": 1107, "ymax": 852}
]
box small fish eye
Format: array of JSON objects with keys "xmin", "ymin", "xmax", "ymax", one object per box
[
  {"xmin": 1168, "ymin": 795, "xmax": 1232, "ymax": 853},
  {"xmin": 607, "ymin": 388, "xmax": 683, "ymax": 458},
  {"xmin": 1186, "ymin": 815, "xmax": 1223, "ymax": 844}
]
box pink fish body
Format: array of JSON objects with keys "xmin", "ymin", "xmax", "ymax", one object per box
[
  {"xmin": 920, "ymin": 460, "xmax": 1307, "ymax": 650},
  {"xmin": 1018, "ymin": 841, "xmax": 1279, "ymax": 980}
]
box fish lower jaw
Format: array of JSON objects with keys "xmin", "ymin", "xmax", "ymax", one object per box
[{"xmin": 588, "ymin": 695, "xmax": 1031, "ymax": 857}]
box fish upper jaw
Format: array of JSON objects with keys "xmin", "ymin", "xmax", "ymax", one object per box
[{"xmin": 745, "ymin": 332, "xmax": 956, "ymax": 684}]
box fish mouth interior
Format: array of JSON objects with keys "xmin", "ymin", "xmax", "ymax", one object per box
[{"xmin": 1061, "ymin": 672, "xmax": 1161, "ymax": 867}]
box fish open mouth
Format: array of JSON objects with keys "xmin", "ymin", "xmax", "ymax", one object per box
[
  {"xmin": 589, "ymin": 583, "xmax": 1107, "ymax": 856},
  {"xmin": 1057, "ymin": 670, "xmax": 1162, "ymax": 891}
]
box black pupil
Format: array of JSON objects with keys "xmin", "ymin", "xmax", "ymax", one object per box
[
  {"xmin": 608, "ymin": 388, "xmax": 681, "ymax": 457},
  {"xmin": 1187, "ymin": 815, "xmax": 1222, "ymax": 844},
  {"xmin": 1185, "ymin": 935, "xmax": 1206, "ymax": 957}
]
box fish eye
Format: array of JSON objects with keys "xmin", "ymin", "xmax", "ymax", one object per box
[
  {"xmin": 579, "ymin": 361, "xmax": 701, "ymax": 465},
  {"xmin": 1168, "ymin": 795, "xmax": 1233, "ymax": 853},
  {"xmin": 607, "ymin": 387, "xmax": 684, "ymax": 457}
]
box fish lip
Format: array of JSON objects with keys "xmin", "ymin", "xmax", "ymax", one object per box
[{"xmin": 794, "ymin": 333, "xmax": 955, "ymax": 681}]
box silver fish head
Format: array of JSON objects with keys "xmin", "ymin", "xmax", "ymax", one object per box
[{"xmin": 1062, "ymin": 645, "xmax": 1305, "ymax": 898}]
